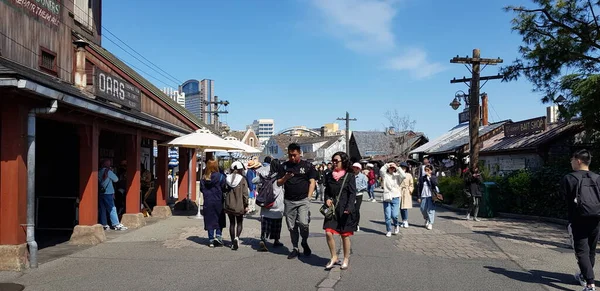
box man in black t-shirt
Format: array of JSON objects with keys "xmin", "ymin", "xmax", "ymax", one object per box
[
  {"xmin": 560, "ymin": 149, "xmax": 600, "ymax": 291},
  {"xmin": 277, "ymin": 143, "xmax": 317, "ymax": 259}
]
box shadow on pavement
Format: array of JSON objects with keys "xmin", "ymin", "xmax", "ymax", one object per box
[
  {"xmin": 484, "ymin": 266, "xmax": 578, "ymax": 291},
  {"xmin": 186, "ymin": 236, "xmax": 211, "ymax": 246},
  {"xmin": 298, "ymin": 252, "xmax": 330, "ymax": 269},
  {"xmin": 359, "ymin": 226, "xmax": 386, "ymax": 236},
  {"xmin": 476, "ymin": 231, "xmax": 571, "ymax": 249},
  {"xmin": 369, "ymin": 220, "xmax": 386, "ymax": 226},
  {"xmin": 437, "ymin": 215, "xmax": 467, "ymax": 221}
]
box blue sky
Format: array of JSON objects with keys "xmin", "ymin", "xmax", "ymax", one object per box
[{"xmin": 102, "ymin": 0, "xmax": 545, "ymax": 138}]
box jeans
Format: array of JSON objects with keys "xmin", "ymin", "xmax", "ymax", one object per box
[
  {"xmin": 99, "ymin": 194, "xmax": 120, "ymax": 226},
  {"xmin": 569, "ymin": 218, "xmax": 600, "ymax": 284},
  {"xmin": 207, "ymin": 228, "xmax": 222, "ymax": 240},
  {"xmin": 420, "ymin": 197, "xmax": 436, "ymax": 224},
  {"xmin": 368, "ymin": 184, "xmax": 375, "ymax": 200},
  {"xmin": 383, "ymin": 197, "xmax": 400, "ymax": 232},
  {"xmin": 400, "ymin": 209, "xmax": 408, "ymax": 222},
  {"xmin": 355, "ymin": 195, "xmax": 364, "ymax": 226}
]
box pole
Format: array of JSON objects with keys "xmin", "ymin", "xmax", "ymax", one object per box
[
  {"xmin": 469, "ymin": 49, "xmax": 481, "ymax": 170},
  {"xmin": 450, "ymin": 49, "xmax": 503, "ymax": 170},
  {"xmin": 337, "ymin": 112, "xmax": 357, "ymax": 157}
]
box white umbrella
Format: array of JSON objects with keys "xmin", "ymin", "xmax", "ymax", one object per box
[
  {"xmin": 223, "ymin": 137, "xmax": 262, "ymax": 154},
  {"xmin": 164, "ymin": 129, "xmax": 243, "ymax": 151},
  {"xmin": 161, "ymin": 128, "xmax": 243, "ymax": 220}
]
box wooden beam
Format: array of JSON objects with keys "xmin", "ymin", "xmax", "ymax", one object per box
[{"xmin": 450, "ymin": 74, "xmax": 504, "ymax": 84}]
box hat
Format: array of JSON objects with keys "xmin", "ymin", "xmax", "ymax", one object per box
[
  {"xmin": 399, "ymin": 162, "xmax": 409, "ymax": 169},
  {"xmin": 352, "ymin": 163, "xmax": 362, "ymax": 170},
  {"xmin": 366, "ymin": 163, "xmax": 374, "ymax": 168},
  {"xmin": 231, "ymin": 161, "xmax": 245, "ymax": 170},
  {"xmin": 247, "ymin": 160, "xmax": 261, "ymax": 169}
]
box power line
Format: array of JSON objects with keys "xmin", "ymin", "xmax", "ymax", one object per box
[
  {"xmin": 102, "ymin": 28, "xmax": 183, "ymax": 85},
  {"xmin": 0, "ymin": 31, "xmax": 73, "ymax": 76},
  {"xmin": 489, "ymin": 102, "xmax": 502, "ymax": 122},
  {"xmin": 60, "ymin": 0, "xmax": 182, "ymax": 88},
  {"xmin": 102, "ymin": 34, "xmax": 179, "ymax": 88}
]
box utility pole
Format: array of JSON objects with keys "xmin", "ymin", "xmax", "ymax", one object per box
[
  {"xmin": 201, "ymin": 96, "xmax": 230, "ymax": 134},
  {"xmin": 337, "ymin": 112, "xmax": 357, "ymax": 156},
  {"xmin": 450, "ymin": 49, "xmax": 503, "ymax": 169}
]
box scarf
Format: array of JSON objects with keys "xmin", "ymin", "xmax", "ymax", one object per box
[{"xmin": 332, "ymin": 169, "xmax": 346, "ymax": 181}]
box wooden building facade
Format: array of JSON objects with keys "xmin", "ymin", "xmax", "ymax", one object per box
[{"xmin": 0, "ymin": 0, "xmax": 204, "ymax": 270}]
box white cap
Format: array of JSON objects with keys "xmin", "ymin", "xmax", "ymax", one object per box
[
  {"xmin": 366, "ymin": 163, "xmax": 374, "ymax": 168},
  {"xmin": 231, "ymin": 161, "xmax": 244, "ymax": 170},
  {"xmin": 352, "ymin": 163, "xmax": 362, "ymax": 170}
]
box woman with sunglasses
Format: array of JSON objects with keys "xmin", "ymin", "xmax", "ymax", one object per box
[{"xmin": 323, "ymin": 152, "xmax": 357, "ymax": 270}]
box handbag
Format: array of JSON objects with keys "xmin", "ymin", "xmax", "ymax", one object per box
[{"xmin": 319, "ymin": 174, "xmax": 348, "ymax": 220}]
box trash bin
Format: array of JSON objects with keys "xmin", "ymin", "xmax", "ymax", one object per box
[{"xmin": 479, "ymin": 182, "xmax": 498, "ymax": 218}]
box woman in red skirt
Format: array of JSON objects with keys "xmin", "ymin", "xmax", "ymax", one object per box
[{"xmin": 323, "ymin": 151, "xmax": 357, "ymax": 270}]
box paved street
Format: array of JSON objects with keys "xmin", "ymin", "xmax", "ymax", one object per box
[{"xmin": 0, "ymin": 194, "xmax": 595, "ymax": 291}]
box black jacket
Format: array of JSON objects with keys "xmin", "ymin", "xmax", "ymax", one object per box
[
  {"xmin": 464, "ymin": 172, "xmax": 483, "ymax": 198},
  {"xmin": 323, "ymin": 172, "xmax": 357, "ymax": 232},
  {"xmin": 417, "ymin": 175, "xmax": 438, "ymax": 198}
]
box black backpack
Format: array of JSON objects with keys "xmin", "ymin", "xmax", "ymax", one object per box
[
  {"xmin": 572, "ymin": 172, "xmax": 600, "ymax": 217},
  {"xmin": 256, "ymin": 174, "xmax": 278, "ymax": 208}
]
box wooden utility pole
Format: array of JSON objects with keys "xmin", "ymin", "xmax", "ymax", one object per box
[
  {"xmin": 450, "ymin": 49, "xmax": 503, "ymax": 169},
  {"xmin": 337, "ymin": 112, "xmax": 357, "ymax": 156}
]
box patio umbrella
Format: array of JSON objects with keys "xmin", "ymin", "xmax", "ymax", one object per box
[{"xmin": 161, "ymin": 129, "xmax": 244, "ymax": 219}]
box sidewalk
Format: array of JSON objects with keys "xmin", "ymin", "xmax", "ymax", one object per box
[{"xmin": 0, "ymin": 196, "xmax": 592, "ymax": 291}]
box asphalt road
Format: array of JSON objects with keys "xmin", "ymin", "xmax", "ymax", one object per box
[{"xmin": 0, "ymin": 194, "xmax": 594, "ymax": 291}]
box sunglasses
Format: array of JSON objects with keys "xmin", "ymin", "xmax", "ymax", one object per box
[{"xmin": 332, "ymin": 159, "xmax": 341, "ymax": 163}]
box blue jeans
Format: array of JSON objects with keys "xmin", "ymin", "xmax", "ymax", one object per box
[
  {"xmin": 400, "ymin": 209, "xmax": 408, "ymax": 222},
  {"xmin": 368, "ymin": 184, "xmax": 375, "ymax": 200},
  {"xmin": 420, "ymin": 197, "xmax": 436, "ymax": 224},
  {"xmin": 383, "ymin": 197, "xmax": 400, "ymax": 232},
  {"xmin": 207, "ymin": 228, "xmax": 222, "ymax": 240},
  {"xmin": 99, "ymin": 194, "xmax": 120, "ymax": 226}
]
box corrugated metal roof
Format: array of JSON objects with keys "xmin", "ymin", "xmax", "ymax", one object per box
[
  {"xmin": 352, "ymin": 131, "xmax": 426, "ymax": 157},
  {"xmin": 481, "ymin": 121, "xmax": 584, "ymax": 153},
  {"xmin": 85, "ymin": 39, "xmax": 211, "ymax": 132},
  {"xmin": 411, "ymin": 121, "xmax": 509, "ymax": 155}
]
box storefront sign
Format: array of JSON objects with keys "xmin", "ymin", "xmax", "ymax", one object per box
[
  {"xmin": 458, "ymin": 107, "xmax": 482, "ymax": 124},
  {"xmin": 4, "ymin": 0, "xmax": 62, "ymax": 27},
  {"xmin": 94, "ymin": 68, "xmax": 141, "ymax": 111},
  {"xmin": 503, "ymin": 117, "xmax": 547, "ymax": 137}
]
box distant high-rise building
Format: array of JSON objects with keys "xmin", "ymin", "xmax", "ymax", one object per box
[
  {"xmin": 180, "ymin": 79, "xmax": 215, "ymax": 124},
  {"xmin": 162, "ymin": 87, "xmax": 185, "ymax": 107},
  {"xmin": 248, "ymin": 119, "xmax": 275, "ymax": 143}
]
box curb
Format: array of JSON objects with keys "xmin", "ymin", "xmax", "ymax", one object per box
[{"xmin": 438, "ymin": 204, "xmax": 568, "ymax": 226}]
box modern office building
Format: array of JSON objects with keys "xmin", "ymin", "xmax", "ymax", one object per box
[
  {"xmin": 180, "ymin": 79, "xmax": 214, "ymax": 124},
  {"xmin": 248, "ymin": 119, "xmax": 275, "ymax": 143}
]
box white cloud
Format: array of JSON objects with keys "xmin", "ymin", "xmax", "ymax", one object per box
[
  {"xmin": 310, "ymin": 0, "xmax": 445, "ymax": 79},
  {"xmin": 310, "ymin": 0, "xmax": 397, "ymax": 53},
  {"xmin": 387, "ymin": 48, "xmax": 446, "ymax": 79}
]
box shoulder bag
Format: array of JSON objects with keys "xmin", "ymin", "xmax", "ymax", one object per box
[{"xmin": 319, "ymin": 174, "xmax": 348, "ymax": 220}]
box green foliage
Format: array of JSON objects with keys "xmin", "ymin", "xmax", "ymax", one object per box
[
  {"xmin": 438, "ymin": 176, "xmax": 468, "ymax": 207},
  {"xmin": 503, "ymin": 0, "xmax": 600, "ymax": 135},
  {"xmin": 439, "ymin": 165, "xmax": 572, "ymax": 219}
]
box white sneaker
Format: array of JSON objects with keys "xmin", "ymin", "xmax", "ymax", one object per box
[
  {"xmin": 114, "ymin": 224, "xmax": 128, "ymax": 231},
  {"xmin": 357, "ymin": 226, "xmax": 360, "ymax": 232},
  {"xmin": 385, "ymin": 232, "xmax": 392, "ymax": 237},
  {"xmin": 394, "ymin": 226, "xmax": 400, "ymax": 235},
  {"xmin": 426, "ymin": 224, "xmax": 433, "ymax": 230},
  {"xmin": 474, "ymin": 217, "xmax": 481, "ymax": 222},
  {"xmin": 583, "ymin": 286, "xmax": 596, "ymax": 291},
  {"xmin": 103, "ymin": 225, "xmax": 109, "ymax": 230},
  {"xmin": 404, "ymin": 222, "xmax": 410, "ymax": 228},
  {"xmin": 466, "ymin": 214, "xmax": 471, "ymax": 220}
]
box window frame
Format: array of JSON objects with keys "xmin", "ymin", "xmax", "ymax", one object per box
[{"xmin": 39, "ymin": 46, "xmax": 58, "ymax": 76}]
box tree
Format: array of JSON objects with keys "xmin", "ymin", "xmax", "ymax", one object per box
[
  {"xmin": 502, "ymin": 0, "xmax": 600, "ymax": 135},
  {"xmin": 384, "ymin": 109, "xmax": 417, "ymax": 158}
]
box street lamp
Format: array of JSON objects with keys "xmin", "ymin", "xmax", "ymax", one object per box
[{"xmin": 450, "ymin": 90, "xmax": 469, "ymax": 110}]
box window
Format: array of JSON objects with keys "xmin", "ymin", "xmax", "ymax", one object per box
[
  {"xmin": 74, "ymin": 0, "xmax": 93, "ymax": 30},
  {"xmin": 39, "ymin": 47, "xmax": 57, "ymax": 75}
]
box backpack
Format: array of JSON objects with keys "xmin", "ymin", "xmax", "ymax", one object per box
[
  {"xmin": 571, "ymin": 172, "xmax": 600, "ymax": 217},
  {"xmin": 256, "ymin": 174, "xmax": 278, "ymax": 208}
]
